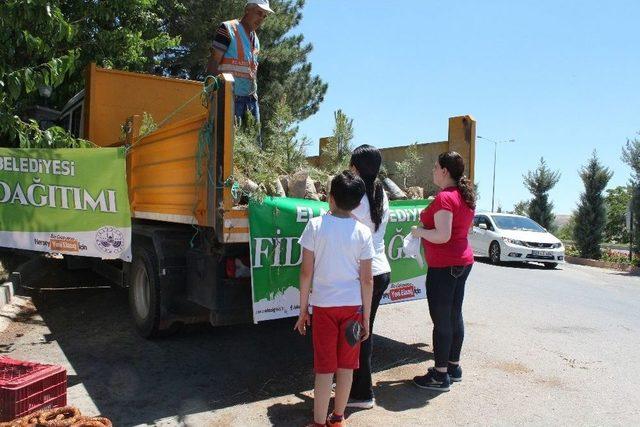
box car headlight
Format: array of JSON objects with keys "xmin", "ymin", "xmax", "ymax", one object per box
[
  {"xmin": 503, "ymin": 238, "xmax": 526, "ymax": 246},
  {"xmin": 551, "ymin": 242, "xmax": 563, "ymax": 249}
]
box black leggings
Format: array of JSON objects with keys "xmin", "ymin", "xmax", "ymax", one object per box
[
  {"xmin": 426, "ymin": 264, "xmax": 472, "ymax": 368},
  {"xmin": 350, "ymin": 272, "xmax": 391, "ymax": 400}
]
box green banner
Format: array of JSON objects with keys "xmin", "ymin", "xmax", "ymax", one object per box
[
  {"xmin": 0, "ymin": 148, "xmax": 132, "ymax": 260},
  {"xmin": 248, "ymin": 197, "xmax": 431, "ymax": 322}
]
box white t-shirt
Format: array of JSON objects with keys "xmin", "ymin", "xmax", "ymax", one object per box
[
  {"xmin": 298, "ymin": 214, "xmax": 375, "ymax": 307},
  {"xmin": 351, "ymin": 193, "xmax": 391, "ymax": 275}
]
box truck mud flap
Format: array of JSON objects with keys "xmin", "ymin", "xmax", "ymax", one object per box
[{"xmin": 185, "ymin": 247, "xmax": 252, "ymax": 326}]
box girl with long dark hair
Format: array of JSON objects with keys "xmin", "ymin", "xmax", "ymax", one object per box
[
  {"xmin": 346, "ymin": 144, "xmax": 391, "ymax": 409},
  {"xmin": 410, "ymin": 151, "xmax": 476, "ymax": 391}
]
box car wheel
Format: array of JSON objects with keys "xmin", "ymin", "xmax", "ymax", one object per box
[
  {"xmin": 543, "ymin": 262, "xmax": 558, "ymax": 269},
  {"xmin": 489, "ymin": 241, "xmax": 501, "ymax": 264}
]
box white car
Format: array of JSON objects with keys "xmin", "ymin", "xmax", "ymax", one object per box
[{"xmin": 469, "ymin": 213, "xmax": 565, "ymax": 269}]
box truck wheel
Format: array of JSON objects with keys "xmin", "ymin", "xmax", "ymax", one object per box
[
  {"xmin": 129, "ymin": 246, "xmax": 162, "ymax": 338},
  {"xmin": 543, "ymin": 262, "xmax": 558, "ymax": 269}
]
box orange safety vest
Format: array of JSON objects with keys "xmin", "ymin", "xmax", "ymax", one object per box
[{"xmin": 218, "ymin": 19, "xmax": 259, "ymax": 83}]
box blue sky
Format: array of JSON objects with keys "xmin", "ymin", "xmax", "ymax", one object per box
[{"xmin": 292, "ymin": 0, "xmax": 639, "ymax": 214}]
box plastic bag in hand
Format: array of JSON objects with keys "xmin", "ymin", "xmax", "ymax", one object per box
[{"xmin": 402, "ymin": 233, "xmax": 425, "ymax": 268}]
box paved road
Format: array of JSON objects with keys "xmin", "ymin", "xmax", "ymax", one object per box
[{"xmin": 1, "ymin": 260, "xmax": 639, "ymax": 426}]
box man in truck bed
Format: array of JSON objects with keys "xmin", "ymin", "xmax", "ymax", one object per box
[{"xmin": 206, "ymin": 0, "xmax": 273, "ymax": 123}]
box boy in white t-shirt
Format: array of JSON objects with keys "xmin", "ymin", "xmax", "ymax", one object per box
[{"xmin": 295, "ymin": 171, "xmax": 375, "ymax": 427}]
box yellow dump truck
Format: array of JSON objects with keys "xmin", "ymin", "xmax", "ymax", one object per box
[{"xmin": 54, "ymin": 64, "xmax": 476, "ymax": 337}]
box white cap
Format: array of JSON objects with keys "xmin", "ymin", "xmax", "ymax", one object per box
[{"xmin": 246, "ymin": 0, "xmax": 274, "ymax": 13}]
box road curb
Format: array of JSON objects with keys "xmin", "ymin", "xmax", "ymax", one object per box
[
  {"xmin": 565, "ymin": 256, "xmax": 640, "ymax": 275},
  {"xmin": 0, "ymin": 281, "xmax": 17, "ymax": 334},
  {"xmin": 0, "ymin": 281, "xmax": 14, "ymax": 310}
]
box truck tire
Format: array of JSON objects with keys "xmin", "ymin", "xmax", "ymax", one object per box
[
  {"xmin": 543, "ymin": 262, "xmax": 558, "ymax": 269},
  {"xmin": 129, "ymin": 245, "xmax": 162, "ymax": 338}
]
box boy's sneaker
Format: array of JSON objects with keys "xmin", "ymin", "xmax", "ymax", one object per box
[
  {"xmin": 326, "ymin": 413, "xmax": 346, "ymax": 427},
  {"xmin": 346, "ymin": 398, "xmax": 375, "ymax": 409},
  {"xmin": 413, "ymin": 369, "xmax": 450, "ymax": 391},
  {"xmin": 448, "ymin": 363, "xmax": 462, "ymax": 382}
]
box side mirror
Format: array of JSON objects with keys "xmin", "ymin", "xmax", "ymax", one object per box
[{"xmin": 478, "ymin": 223, "xmax": 488, "ymax": 230}]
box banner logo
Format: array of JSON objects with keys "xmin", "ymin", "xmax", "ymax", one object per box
[
  {"xmin": 95, "ymin": 226, "xmax": 125, "ymax": 255},
  {"xmin": 389, "ymin": 285, "xmax": 416, "ymax": 301}
]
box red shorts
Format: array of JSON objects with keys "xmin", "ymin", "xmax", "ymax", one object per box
[{"xmin": 312, "ymin": 305, "xmax": 362, "ymax": 374}]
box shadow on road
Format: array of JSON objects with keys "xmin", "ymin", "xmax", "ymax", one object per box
[
  {"xmin": 609, "ymin": 270, "xmax": 640, "ymax": 277},
  {"xmin": 22, "ymin": 284, "xmax": 432, "ymax": 426},
  {"xmin": 265, "ymin": 375, "xmax": 441, "ymax": 426},
  {"xmin": 265, "ymin": 345, "xmax": 436, "ymax": 426}
]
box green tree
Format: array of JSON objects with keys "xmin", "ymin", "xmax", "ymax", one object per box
[
  {"xmin": 234, "ymin": 97, "xmax": 308, "ymax": 193},
  {"xmin": 604, "ymin": 186, "xmax": 632, "ymax": 243},
  {"xmin": 157, "ymin": 0, "xmax": 327, "ymax": 125},
  {"xmin": 1, "ymin": 0, "xmax": 179, "ymax": 148},
  {"xmin": 557, "ymin": 215, "xmax": 576, "ymax": 241},
  {"xmin": 573, "ymin": 151, "xmax": 613, "ymax": 259},
  {"xmin": 263, "ymin": 97, "xmax": 308, "ymax": 174},
  {"xmin": 321, "ymin": 109, "xmax": 354, "ymax": 173},
  {"xmin": 622, "ymin": 135, "xmax": 640, "ymax": 252},
  {"xmin": 523, "ymin": 158, "xmax": 560, "ymax": 230},
  {"xmin": 394, "ymin": 142, "xmax": 422, "ymax": 188},
  {"xmin": 511, "ymin": 200, "xmax": 530, "ymax": 216},
  {"xmin": 0, "ymin": 1, "xmax": 83, "ymax": 148},
  {"xmin": 57, "ymin": 0, "xmax": 180, "ymax": 102}
]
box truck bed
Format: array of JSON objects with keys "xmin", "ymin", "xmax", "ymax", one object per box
[{"xmin": 126, "ymin": 74, "xmax": 248, "ymax": 243}]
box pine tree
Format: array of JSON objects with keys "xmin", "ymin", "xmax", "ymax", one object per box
[
  {"xmin": 234, "ymin": 97, "xmax": 308, "ymax": 189},
  {"xmin": 573, "ymin": 151, "xmax": 613, "ymax": 259},
  {"xmin": 394, "ymin": 142, "xmax": 422, "ymax": 188},
  {"xmin": 321, "ymin": 110, "xmax": 354, "ymax": 173},
  {"xmin": 263, "ymin": 97, "xmax": 308, "ymax": 174},
  {"xmin": 511, "ymin": 200, "xmax": 530, "ymax": 216},
  {"xmin": 604, "ymin": 186, "xmax": 632, "ymax": 243},
  {"xmin": 622, "ymin": 135, "xmax": 640, "ymax": 253},
  {"xmin": 523, "ymin": 158, "xmax": 560, "ymax": 230},
  {"xmin": 557, "ymin": 215, "xmax": 576, "ymax": 241}
]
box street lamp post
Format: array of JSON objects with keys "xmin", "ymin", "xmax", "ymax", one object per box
[{"xmin": 477, "ymin": 136, "xmax": 515, "ymax": 212}]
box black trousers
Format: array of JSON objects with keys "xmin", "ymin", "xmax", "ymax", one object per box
[
  {"xmin": 349, "ymin": 272, "xmax": 391, "ymax": 400},
  {"xmin": 426, "ymin": 264, "xmax": 472, "ymax": 368}
]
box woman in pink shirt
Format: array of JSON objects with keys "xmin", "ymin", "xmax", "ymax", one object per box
[{"xmin": 410, "ymin": 151, "xmax": 476, "ymax": 392}]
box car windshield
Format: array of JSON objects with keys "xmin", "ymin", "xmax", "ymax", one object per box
[{"xmin": 490, "ymin": 215, "xmax": 546, "ymax": 232}]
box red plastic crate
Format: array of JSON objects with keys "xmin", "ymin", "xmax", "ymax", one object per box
[{"xmin": 0, "ymin": 356, "xmax": 67, "ymax": 422}]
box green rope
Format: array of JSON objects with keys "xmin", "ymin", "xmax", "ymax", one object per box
[
  {"xmin": 113, "ymin": 74, "xmax": 240, "ymax": 247},
  {"xmin": 190, "ymin": 79, "xmax": 219, "ymax": 248},
  {"xmin": 128, "ymin": 76, "xmax": 221, "ymax": 150}
]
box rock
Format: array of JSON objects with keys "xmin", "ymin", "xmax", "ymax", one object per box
[
  {"xmin": 279, "ymin": 175, "xmax": 289, "ymax": 196},
  {"xmin": 289, "ymin": 171, "xmax": 320, "ymax": 200},
  {"xmin": 326, "ymin": 175, "xmax": 334, "ymax": 196},
  {"xmin": 242, "ymin": 178, "xmax": 259, "ymax": 194},
  {"xmin": 406, "ymin": 186, "xmax": 424, "ymax": 199},
  {"xmin": 305, "ymin": 183, "xmax": 321, "ymax": 201},
  {"xmin": 235, "ymin": 178, "xmax": 259, "ymax": 205},
  {"xmin": 273, "ymin": 178, "xmax": 286, "ymax": 197},
  {"xmin": 314, "ymin": 180, "xmax": 328, "ymax": 202}
]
